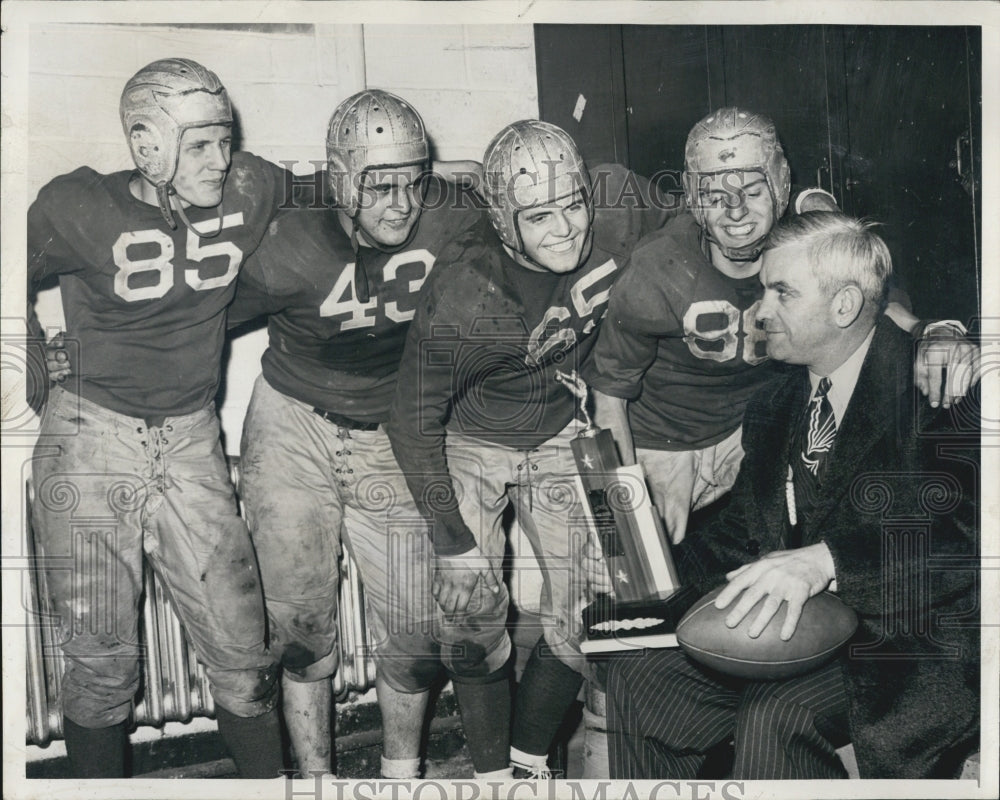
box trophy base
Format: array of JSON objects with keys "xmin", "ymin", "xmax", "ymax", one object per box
[{"xmin": 580, "ymin": 585, "xmax": 701, "ymax": 654}]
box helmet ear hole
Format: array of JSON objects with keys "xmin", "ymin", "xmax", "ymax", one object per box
[
  {"xmin": 326, "ymin": 153, "xmax": 353, "ymax": 212},
  {"xmin": 120, "ymin": 58, "xmax": 232, "ymax": 190},
  {"xmin": 128, "ymin": 120, "xmax": 168, "ymax": 182}
]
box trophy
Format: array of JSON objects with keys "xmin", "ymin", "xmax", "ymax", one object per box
[
  {"xmin": 556, "ymin": 370, "xmax": 681, "ymax": 602},
  {"xmin": 556, "ymin": 371, "xmax": 697, "ymax": 652}
]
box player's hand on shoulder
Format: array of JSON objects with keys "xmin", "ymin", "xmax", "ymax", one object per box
[
  {"xmin": 432, "ymin": 544, "xmax": 501, "ymax": 615},
  {"xmin": 914, "ymin": 322, "xmax": 980, "ymax": 409},
  {"xmin": 716, "ymin": 543, "xmax": 836, "ymax": 641},
  {"xmin": 45, "ymin": 332, "xmax": 71, "ymax": 383}
]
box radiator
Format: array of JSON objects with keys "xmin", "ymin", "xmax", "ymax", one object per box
[{"xmin": 25, "ymin": 458, "xmax": 379, "ymax": 746}]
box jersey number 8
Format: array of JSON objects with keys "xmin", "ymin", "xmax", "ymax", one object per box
[{"xmin": 682, "ymin": 299, "xmax": 767, "ymax": 365}]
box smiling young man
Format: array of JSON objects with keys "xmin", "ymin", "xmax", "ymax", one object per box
[
  {"xmin": 387, "ymin": 120, "xmax": 679, "ymax": 778},
  {"xmin": 27, "ymin": 58, "xmax": 288, "ymax": 778},
  {"xmin": 226, "ymin": 89, "xmax": 484, "ymax": 779},
  {"xmin": 584, "ymin": 109, "xmax": 809, "ymax": 547}
]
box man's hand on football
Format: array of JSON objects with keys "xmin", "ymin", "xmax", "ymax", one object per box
[
  {"xmin": 915, "ymin": 325, "xmax": 980, "ymax": 409},
  {"xmin": 715, "ymin": 543, "xmax": 836, "ymax": 641},
  {"xmin": 432, "ymin": 544, "xmax": 501, "ymax": 615},
  {"xmin": 46, "ymin": 332, "xmax": 71, "ymax": 383}
]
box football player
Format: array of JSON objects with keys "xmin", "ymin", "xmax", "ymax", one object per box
[
  {"xmin": 227, "ymin": 90, "xmax": 484, "ymax": 779},
  {"xmin": 387, "ymin": 120, "xmax": 679, "ymax": 778},
  {"xmin": 585, "ymin": 107, "xmax": 979, "ymax": 546},
  {"xmin": 28, "ymin": 59, "xmax": 287, "ymax": 778}
]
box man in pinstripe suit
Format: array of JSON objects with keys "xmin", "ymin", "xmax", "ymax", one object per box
[{"xmin": 607, "ymin": 212, "xmax": 979, "ymax": 780}]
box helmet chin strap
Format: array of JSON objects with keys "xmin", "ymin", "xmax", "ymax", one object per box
[
  {"xmin": 706, "ymin": 230, "xmax": 767, "ymax": 262},
  {"xmin": 699, "ymin": 184, "xmax": 780, "ymax": 263},
  {"xmin": 162, "ymin": 183, "xmax": 225, "ymax": 239},
  {"xmin": 348, "ymin": 223, "xmax": 374, "ymax": 305},
  {"xmin": 156, "ymin": 183, "xmax": 177, "ymax": 229},
  {"xmin": 348, "ymin": 212, "xmax": 422, "ymax": 304}
]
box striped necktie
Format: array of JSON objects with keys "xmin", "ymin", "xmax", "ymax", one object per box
[{"xmin": 802, "ymin": 377, "xmax": 836, "ymax": 477}]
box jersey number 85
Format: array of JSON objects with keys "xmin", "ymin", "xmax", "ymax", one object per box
[{"xmin": 111, "ymin": 213, "xmax": 244, "ymax": 302}]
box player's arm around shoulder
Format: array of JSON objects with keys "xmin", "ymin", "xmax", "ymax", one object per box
[
  {"xmin": 386, "ymin": 241, "xmax": 478, "ymax": 448},
  {"xmin": 389, "ymin": 217, "xmax": 504, "ymax": 444},
  {"xmin": 385, "ymin": 241, "xmax": 485, "ymax": 568},
  {"xmin": 589, "ymin": 163, "xmax": 684, "ymax": 255},
  {"xmin": 226, "ymin": 151, "xmax": 299, "ymax": 225}
]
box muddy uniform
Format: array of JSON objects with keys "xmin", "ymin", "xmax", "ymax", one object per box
[
  {"xmin": 387, "ymin": 165, "xmax": 677, "ymax": 677},
  {"xmin": 230, "ymin": 174, "xmax": 482, "ymax": 691},
  {"xmin": 28, "ymin": 153, "xmax": 285, "ymax": 727},
  {"xmin": 583, "ymin": 212, "xmax": 783, "ymax": 538}
]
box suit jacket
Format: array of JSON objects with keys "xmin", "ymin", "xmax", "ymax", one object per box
[{"xmin": 678, "ymin": 317, "xmax": 980, "ymax": 778}]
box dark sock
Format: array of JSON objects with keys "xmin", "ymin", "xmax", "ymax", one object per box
[
  {"xmin": 63, "ymin": 716, "xmax": 127, "ymax": 778},
  {"xmin": 512, "ymin": 638, "xmax": 584, "ymax": 757},
  {"xmin": 216, "ymin": 705, "xmax": 284, "ymax": 778},
  {"xmin": 451, "ymin": 666, "xmax": 513, "ymax": 774}
]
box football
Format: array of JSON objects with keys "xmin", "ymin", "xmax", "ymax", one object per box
[{"xmin": 676, "ymin": 585, "xmax": 858, "ymax": 680}]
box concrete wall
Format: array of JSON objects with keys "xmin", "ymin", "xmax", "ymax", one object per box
[
  {"xmin": 363, "ymin": 24, "xmax": 537, "ymax": 161},
  {"xmin": 28, "ymin": 22, "xmax": 539, "ymax": 446},
  {"xmin": 29, "ymin": 23, "xmax": 366, "ymax": 199}
]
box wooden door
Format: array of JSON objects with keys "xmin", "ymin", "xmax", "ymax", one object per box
[
  {"xmin": 716, "ymin": 26, "xmax": 847, "ymax": 199},
  {"xmin": 840, "ymin": 26, "xmax": 981, "ymax": 325},
  {"xmin": 535, "ymin": 25, "xmax": 629, "ymax": 167},
  {"xmin": 619, "ymin": 25, "xmax": 722, "ymax": 193},
  {"xmin": 533, "ymin": 24, "xmax": 981, "ymax": 324}
]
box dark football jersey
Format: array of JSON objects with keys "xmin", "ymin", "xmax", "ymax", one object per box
[
  {"xmin": 583, "ymin": 213, "xmax": 783, "ymax": 450},
  {"xmin": 230, "ymin": 174, "xmax": 484, "ymax": 420},
  {"xmin": 388, "ymin": 164, "xmax": 679, "ymax": 555},
  {"xmin": 28, "ymin": 152, "xmax": 286, "ymax": 419}
]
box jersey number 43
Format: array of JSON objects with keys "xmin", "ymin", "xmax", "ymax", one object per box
[{"xmin": 318, "ymin": 249, "xmax": 434, "ymax": 330}]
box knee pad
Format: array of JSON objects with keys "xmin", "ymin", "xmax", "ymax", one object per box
[
  {"xmin": 60, "ymin": 656, "xmax": 141, "ymax": 729},
  {"xmin": 448, "ymin": 649, "xmax": 514, "ymax": 686},
  {"xmin": 442, "ymin": 631, "xmax": 512, "ymax": 680},
  {"xmin": 210, "ymin": 663, "xmax": 280, "ymax": 717}
]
